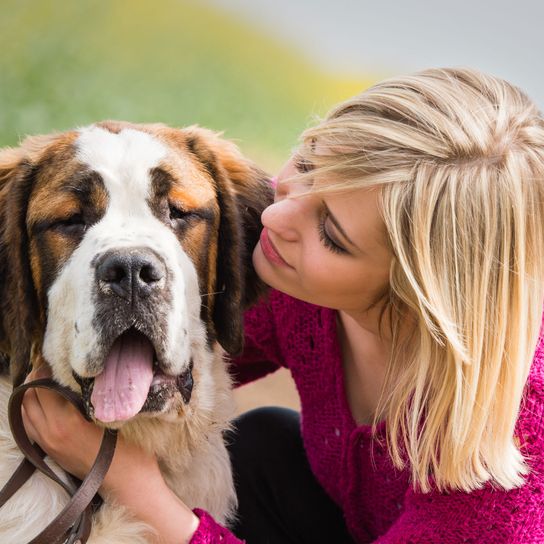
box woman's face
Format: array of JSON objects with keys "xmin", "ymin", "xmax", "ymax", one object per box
[{"xmin": 253, "ymin": 157, "xmax": 393, "ymax": 318}]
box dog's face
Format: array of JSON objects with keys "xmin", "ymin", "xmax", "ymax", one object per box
[{"xmin": 0, "ymin": 121, "xmax": 272, "ymax": 424}]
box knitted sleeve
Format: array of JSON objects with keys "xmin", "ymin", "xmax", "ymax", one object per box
[
  {"xmin": 229, "ymin": 290, "xmax": 286, "ymax": 386},
  {"xmin": 373, "ymin": 385, "xmax": 544, "ymax": 543},
  {"xmin": 189, "ymin": 509, "xmax": 244, "ymax": 544}
]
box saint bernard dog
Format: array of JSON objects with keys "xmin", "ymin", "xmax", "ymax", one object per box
[{"xmin": 0, "ymin": 121, "xmax": 273, "ymax": 542}]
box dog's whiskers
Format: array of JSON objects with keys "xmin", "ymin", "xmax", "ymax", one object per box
[{"xmin": 201, "ymin": 289, "xmax": 226, "ymax": 298}]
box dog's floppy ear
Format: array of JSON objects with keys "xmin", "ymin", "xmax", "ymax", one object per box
[
  {"xmin": 184, "ymin": 127, "xmax": 274, "ymax": 355},
  {"xmin": 0, "ymin": 135, "xmax": 59, "ymax": 385}
]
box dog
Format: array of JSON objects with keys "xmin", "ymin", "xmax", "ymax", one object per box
[{"xmin": 0, "ymin": 121, "xmax": 273, "ymax": 542}]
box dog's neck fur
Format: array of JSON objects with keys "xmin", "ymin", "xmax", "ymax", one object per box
[{"xmin": 0, "ymin": 334, "xmax": 236, "ymax": 543}]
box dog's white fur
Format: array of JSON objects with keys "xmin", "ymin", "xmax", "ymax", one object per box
[{"xmin": 0, "ymin": 126, "xmax": 238, "ymax": 542}]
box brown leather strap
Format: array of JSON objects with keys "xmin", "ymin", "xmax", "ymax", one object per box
[
  {"xmin": 0, "ymin": 448, "xmax": 43, "ymax": 506},
  {"xmin": 2, "ymin": 378, "xmax": 118, "ymax": 544}
]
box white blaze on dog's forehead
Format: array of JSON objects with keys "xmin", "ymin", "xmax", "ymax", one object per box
[
  {"xmin": 75, "ymin": 126, "xmax": 168, "ymax": 200},
  {"xmin": 74, "ymin": 125, "xmax": 171, "ymax": 242}
]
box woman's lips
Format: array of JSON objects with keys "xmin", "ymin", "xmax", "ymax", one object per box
[{"xmin": 259, "ymin": 228, "xmax": 290, "ymax": 267}]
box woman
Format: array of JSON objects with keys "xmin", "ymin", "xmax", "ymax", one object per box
[{"xmin": 22, "ymin": 67, "xmax": 544, "ymax": 543}]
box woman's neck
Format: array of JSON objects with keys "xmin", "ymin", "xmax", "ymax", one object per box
[{"xmin": 337, "ymin": 310, "xmax": 391, "ymax": 425}]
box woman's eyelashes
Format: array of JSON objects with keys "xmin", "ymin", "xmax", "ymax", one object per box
[
  {"xmin": 293, "ymin": 155, "xmax": 314, "ymax": 173},
  {"xmin": 318, "ymin": 213, "xmax": 347, "ymax": 254}
]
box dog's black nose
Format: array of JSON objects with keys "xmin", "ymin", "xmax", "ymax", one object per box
[{"xmin": 96, "ymin": 249, "xmax": 166, "ymax": 301}]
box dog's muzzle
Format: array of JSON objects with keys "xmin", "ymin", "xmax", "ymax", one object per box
[{"xmin": 73, "ymin": 247, "xmax": 194, "ymax": 423}]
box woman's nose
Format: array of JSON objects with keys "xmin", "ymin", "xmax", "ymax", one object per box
[{"xmin": 261, "ymin": 196, "xmax": 300, "ymax": 242}]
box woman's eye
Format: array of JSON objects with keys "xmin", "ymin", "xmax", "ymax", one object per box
[
  {"xmin": 318, "ymin": 215, "xmax": 347, "ymax": 255},
  {"xmin": 293, "ymin": 155, "xmax": 314, "ymax": 173}
]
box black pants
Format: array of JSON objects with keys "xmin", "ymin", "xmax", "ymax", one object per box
[{"xmin": 226, "ymin": 407, "xmax": 355, "ymax": 544}]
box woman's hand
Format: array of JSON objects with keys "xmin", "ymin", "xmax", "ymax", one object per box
[
  {"xmin": 22, "ymin": 365, "xmax": 104, "ymax": 479},
  {"xmin": 21, "ymin": 366, "xmax": 200, "ymax": 543}
]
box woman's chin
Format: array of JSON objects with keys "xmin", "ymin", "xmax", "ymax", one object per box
[{"xmin": 253, "ymin": 246, "xmax": 292, "ymax": 293}]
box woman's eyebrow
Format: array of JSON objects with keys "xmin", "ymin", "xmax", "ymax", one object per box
[{"xmin": 323, "ymin": 202, "xmax": 362, "ymax": 252}]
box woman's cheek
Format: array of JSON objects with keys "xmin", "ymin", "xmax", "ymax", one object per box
[{"xmin": 252, "ymin": 245, "xmax": 272, "ymax": 283}]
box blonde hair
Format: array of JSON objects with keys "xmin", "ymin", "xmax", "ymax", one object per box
[{"xmin": 296, "ymin": 67, "xmax": 544, "ymax": 492}]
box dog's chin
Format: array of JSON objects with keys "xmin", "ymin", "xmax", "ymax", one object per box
[
  {"xmin": 136, "ymin": 361, "xmax": 194, "ymax": 418},
  {"xmin": 73, "ymin": 328, "xmax": 194, "ymax": 426}
]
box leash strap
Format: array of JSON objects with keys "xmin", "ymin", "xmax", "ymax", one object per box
[
  {"xmin": 0, "ymin": 378, "xmax": 117, "ymax": 544},
  {"xmin": 0, "ymin": 447, "xmax": 44, "ymax": 505}
]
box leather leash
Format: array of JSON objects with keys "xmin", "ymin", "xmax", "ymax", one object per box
[{"xmin": 0, "ymin": 378, "xmax": 117, "ymax": 544}]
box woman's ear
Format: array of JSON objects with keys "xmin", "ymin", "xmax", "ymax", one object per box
[{"xmin": 183, "ymin": 127, "xmax": 274, "ymax": 354}]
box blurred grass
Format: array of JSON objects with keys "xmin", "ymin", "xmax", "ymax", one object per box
[{"xmin": 0, "ymin": 0, "xmax": 373, "ymax": 170}]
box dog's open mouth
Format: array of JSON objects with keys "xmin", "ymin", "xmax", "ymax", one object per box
[{"xmin": 79, "ymin": 328, "xmax": 193, "ymax": 423}]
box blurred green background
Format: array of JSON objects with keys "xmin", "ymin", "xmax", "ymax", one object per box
[{"xmin": 0, "ymin": 0, "xmax": 372, "ymax": 171}]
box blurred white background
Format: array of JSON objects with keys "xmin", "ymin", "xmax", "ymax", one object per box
[{"xmin": 206, "ymin": 0, "xmax": 544, "ymax": 108}]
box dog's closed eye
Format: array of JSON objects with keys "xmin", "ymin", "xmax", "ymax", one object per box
[{"xmin": 51, "ymin": 214, "xmax": 87, "ymax": 236}]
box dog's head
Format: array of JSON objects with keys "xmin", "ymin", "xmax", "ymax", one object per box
[{"xmin": 0, "ymin": 121, "xmax": 272, "ymax": 423}]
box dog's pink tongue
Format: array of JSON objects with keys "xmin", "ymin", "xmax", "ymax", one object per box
[{"xmin": 91, "ymin": 330, "xmax": 154, "ymax": 423}]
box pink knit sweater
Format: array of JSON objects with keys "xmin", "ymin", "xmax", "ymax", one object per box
[{"xmin": 190, "ymin": 290, "xmax": 544, "ymax": 543}]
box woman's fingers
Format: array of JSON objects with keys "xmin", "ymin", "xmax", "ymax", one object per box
[
  {"xmin": 20, "ymin": 366, "xmax": 103, "ymax": 478},
  {"xmin": 22, "ymin": 386, "xmax": 69, "ymax": 454},
  {"xmin": 22, "ymin": 366, "xmax": 55, "ymax": 444},
  {"xmin": 21, "ymin": 387, "xmax": 51, "ymax": 443},
  {"xmin": 21, "ymin": 403, "xmax": 39, "ymax": 443},
  {"xmin": 23, "ymin": 365, "xmax": 84, "ymax": 437}
]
